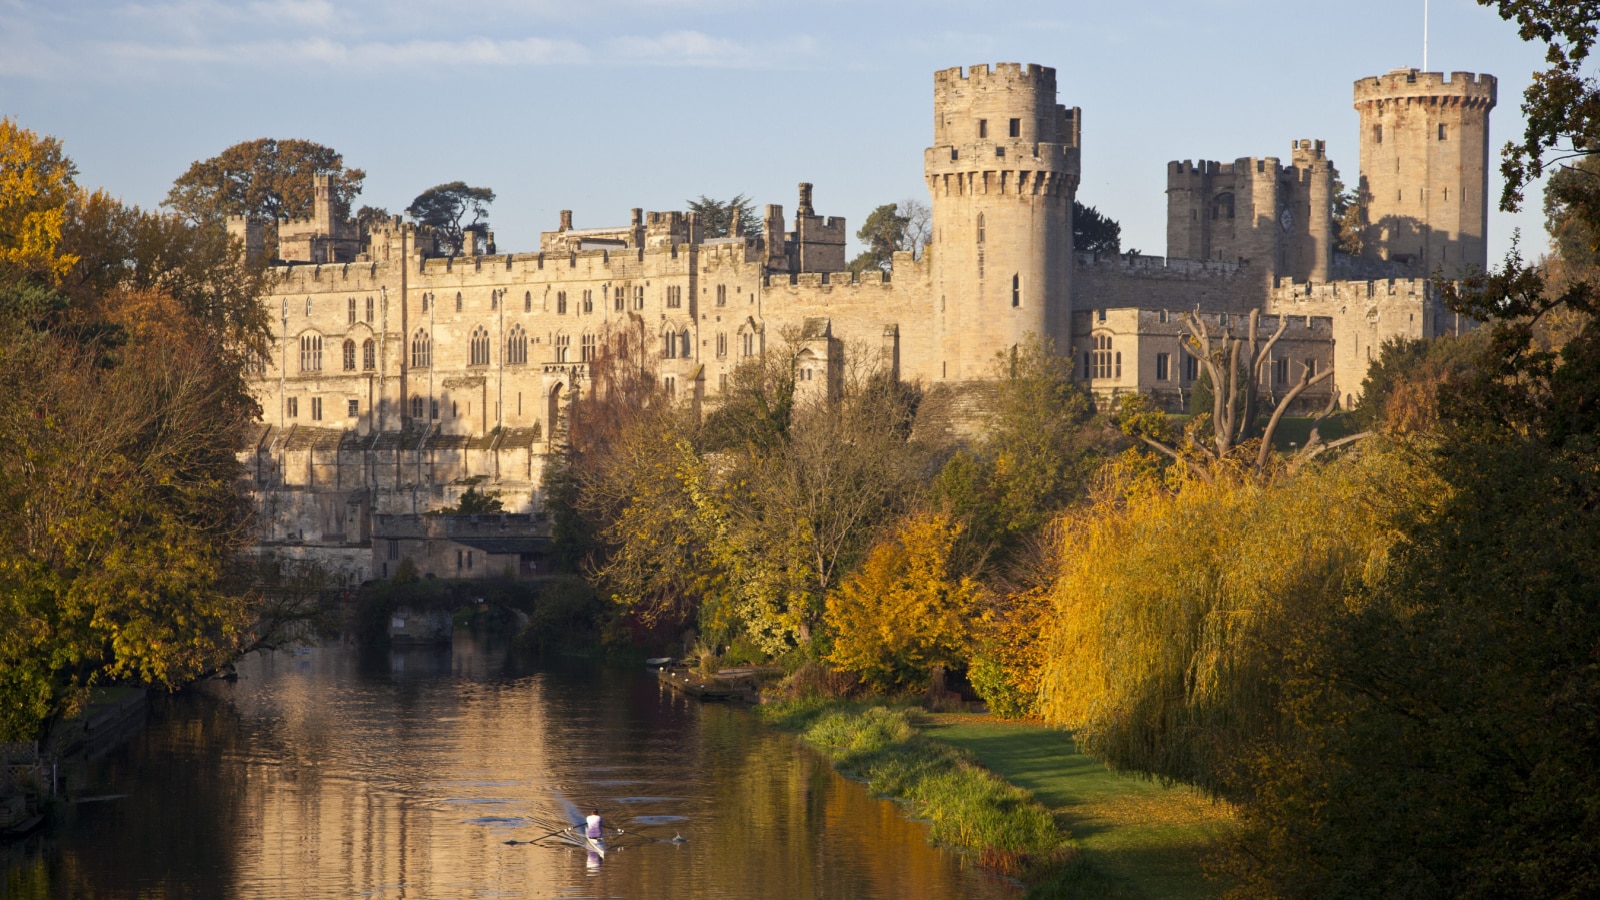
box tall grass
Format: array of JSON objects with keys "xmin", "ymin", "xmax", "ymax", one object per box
[{"xmin": 759, "ymin": 700, "xmax": 1072, "ymax": 880}]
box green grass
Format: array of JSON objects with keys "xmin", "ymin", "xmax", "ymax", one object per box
[
  {"xmin": 926, "ymin": 716, "xmax": 1234, "ymax": 899},
  {"xmin": 758, "ymin": 700, "xmax": 1072, "ymax": 880}
]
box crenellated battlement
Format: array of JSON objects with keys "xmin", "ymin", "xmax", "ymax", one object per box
[
  {"xmin": 1270, "ymin": 276, "xmax": 1439, "ymax": 303},
  {"xmin": 1353, "ymin": 69, "xmax": 1497, "ymax": 107},
  {"xmin": 934, "ymin": 62, "xmax": 1056, "ymax": 90}
]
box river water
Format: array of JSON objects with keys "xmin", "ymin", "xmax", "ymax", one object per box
[{"xmin": 3, "ymin": 633, "xmax": 1016, "ymax": 899}]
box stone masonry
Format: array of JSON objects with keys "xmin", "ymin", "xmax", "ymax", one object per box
[{"xmin": 242, "ymin": 62, "xmax": 1491, "ymax": 581}]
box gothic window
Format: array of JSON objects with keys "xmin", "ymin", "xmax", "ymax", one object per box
[
  {"xmin": 582, "ymin": 290, "xmax": 593, "ymax": 314},
  {"xmin": 524, "ymin": 291, "xmax": 532, "ymax": 312},
  {"xmin": 347, "ymin": 297, "xmax": 357, "ymax": 324},
  {"xmin": 411, "ymin": 330, "xmax": 431, "ymax": 368},
  {"xmin": 679, "ymin": 329, "xmax": 692, "ymax": 359},
  {"xmin": 507, "ymin": 325, "xmax": 528, "ymax": 365},
  {"xmin": 662, "ymin": 331, "xmax": 676, "ymax": 359},
  {"xmin": 1091, "ymin": 334, "xmax": 1114, "ymax": 380},
  {"xmin": 716, "ymin": 284, "xmax": 727, "ymax": 307},
  {"xmin": 557, "ymin": 291, "xmax": 567, "ymax": 314},
  {"xmin": 300, "ymin": 334, "xmax": 323, "ymax": 372},
  {"xmin": 634, "ymin": 286, "xmax": 645, "ymax": 309},
  {"xmin": 455, "ymin": 292, "xmax": 463, "ymax": 312},
  {"xmin": 362, "ymin": 339, "xmax": 375, "ymax": 370},
  {"xmin": 365, "ymin": 296, "xmax": 374, "ymax": 322},
  {"xmin": 976, "ymin": 213, "xmax": 985, "ymax": 244},
  {"xmin": 581, "ymin": 333, "xmax": 597, "ymax": 361},
  {"xmin": 742, "ymin": 331, "xmax": 755, "ymax": 357},
  {"xmin": 342, "ymin": 339, "xmax": 356, "ymax": 371},
  {"xmin": 305, "ymin": 297, "xmax": 312, "ymax": 316},
  {"xmin": 716, "ymin": 333, "xmax": 727, "ymax": 357},
  {"xmin": 469, "ymin": 326, "xmax": 490, "ymax": 366},
  {"xmin": 410, "ymin": 396, "xmax": 423, "ymax": 419},
  {"xmin": 1011, "ymin": 274, "xmax": 1020, "ymax": 308},
  {"xmin": 554, "ymin": 333, "xmax": 570, "ymax": 363},
  {"xmin": 421, "ymin": 293, "xmax": 430, "ymax": 313}
]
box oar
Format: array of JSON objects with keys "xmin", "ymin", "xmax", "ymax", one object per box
[{"xmin": 505, "ymin": 824, "xmax": 576, "ymax": 846}]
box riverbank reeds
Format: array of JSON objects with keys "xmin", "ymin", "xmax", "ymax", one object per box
[{"xmin": 758, "ymin": 698, "xmax": 1071, "ymax": 882}]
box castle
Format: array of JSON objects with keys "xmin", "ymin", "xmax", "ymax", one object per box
[{"xmin": 237, "ymin": 63, "xmax": 1494, "ymax": 581}]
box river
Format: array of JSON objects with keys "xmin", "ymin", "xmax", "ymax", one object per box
[{"xmin": 2, "ymin": 632, "xmax": 1017, "ymax": 899}]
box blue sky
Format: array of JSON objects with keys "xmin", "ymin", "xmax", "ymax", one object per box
[{"xmin": 0, "ymin": 0, "xmax": 1553, "ymax": 261}]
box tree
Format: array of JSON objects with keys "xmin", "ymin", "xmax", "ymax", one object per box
[
  {"xmin": 825, "ymin": 512, "xmax": 984, "ymax": 691},
  {"xmin": 406, "ymin": 181, "xmax": 495, "ymax": 257},
  {"xmin": 1118, "ymin": 308, "xmax": 1359, "ymax": 477},
  {"xmin": 1072, "ymin": 200, "xmax": 1120, "ymax": 255},
  {"xmin": 849, "ymin": 199, "xmax": 930, "ymax": 274},
  {"xmin": 164, "ymin": 139, "xmax": 365, "ymax": 260},
  {"xmin": 356, "ymin": 205, "xmax": 392, "ymax": 238},
  {"xmin": 1332, "ymin": 171, "xmax": 1365, "ymax": 257},
  {"xmin": 439, "ymin": 483, "xmax": 503, "ymax": 515},
  {"xmin": 686, "ymin": 194, "xmax": 758, "ymax": 238},
  {"xmin": 0, "ymin": 118, "xmax": 80, "ymax": 284}
]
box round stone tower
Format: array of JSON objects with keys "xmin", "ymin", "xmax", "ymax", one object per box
[
  {"xmin": 925, "ymin": 63, "xmax": 1080, "ymax": 381},
  {"xmin": 1354, "ymin": 68, "xmax": 1497, "ymax": 277}
]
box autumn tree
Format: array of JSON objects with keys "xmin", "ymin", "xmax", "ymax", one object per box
[
  {"xmin": 686, "ymin": 194, "xmax": 759, "ymax": 238},
  {"xmin": 164, "ymin": 138, "xmax": 364, "ymax": 260},
  {"xmin": 0, "ymin": 123, "xmax": 272, "ymax": 742},
  {"xmin": 825, "ymin": 512, "xmax": 984, "ymax": 691},
  {"xmin": 0, "ymin": 118, "xmax": 80, "ymax": 284},
  {"xmin": 406, "ymin": 181, "xmax": 495, "ymax": 257}
]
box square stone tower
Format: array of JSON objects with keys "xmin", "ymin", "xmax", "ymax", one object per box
[
  {"xmin": 924, "ymin": 63, "xmax": 1081, "ymax": 380},
  {"xmin": 1354, "ymin": 69, "xmax": 1497, "ymax": 277}
]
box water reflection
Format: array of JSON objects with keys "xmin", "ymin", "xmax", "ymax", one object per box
[{"xmin": 3, "ymin": 633, "xmax": 1015, "ymax": 899}]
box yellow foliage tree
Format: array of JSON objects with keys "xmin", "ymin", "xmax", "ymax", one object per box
[
  {"xmin": 1035, "ymin": 447, "xmax": 1434, "ymax": 795},
  {"xmin": 825, "ymin": 512, "xmax": 984, "ymax": 691},
  {"xmin": 0, "ymin": 118, "xmax": 80, "ymax": 283}
]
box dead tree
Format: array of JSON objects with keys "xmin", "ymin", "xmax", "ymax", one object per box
[{"xmin": 1129, "ymin": 308, "xmax": 1364, "ymax": 476}]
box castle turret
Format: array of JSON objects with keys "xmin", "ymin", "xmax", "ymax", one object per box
[
  {"xmin": 1354, "ymin": 69, "xmax": 1497, "ymax": 277},
  {"xmin": 1292, "ymin": 139, "xmax": 1334, "ymax": 282},
  {"xmin": 925, "ymin": 63, "xmax": 1080, "ymax": 380}
]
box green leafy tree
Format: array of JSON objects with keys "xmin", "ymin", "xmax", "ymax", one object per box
[
  {"xmin": 686, "ymin": 194, "xmax": 758, "ymax": 238},
  {"xmin": 406, "ymin": 181, "xmax": 495, "ymax": 257},
  {"xmin": 1072, "ymin": 200, "xmax": 1121, "ymax": 255},
  {"xmin": 849, "ymin": 203, "xmax": 910, "ymax": 274},
  {"xmin": 164, "ymin": 138, "xmax": 364, "ymax": 260},
  {"xmin": 355, "ymin": 204, "xmax": 392, "ymax": 237}
]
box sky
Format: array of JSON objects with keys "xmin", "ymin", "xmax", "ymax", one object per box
[{"xmin": 0, "ymin": 0, "xmax": 1556, "ymax": 262}]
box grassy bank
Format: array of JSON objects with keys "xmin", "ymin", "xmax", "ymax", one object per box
[
  {"xmin": 927, "ymin": 716, "xmax": 1234, "ymax": 898},
  {"xmin": 760, "ymin": 700, "xmax": 1233, "ymax": 898}
]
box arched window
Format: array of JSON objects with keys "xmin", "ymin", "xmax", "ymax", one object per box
[
  {"xmin": 581, "ymin": 333, "xmax": 597, "ymax": 361},
  {"xmin": 410, "ymin": 396, "xmax": 424, "ymax": 419},
  {"xmin": 342, "ymin": 339, "xmax": 356, "ymax": 371},
  {"xmin": 1011, "ymin": 274, "xmax": 1020, "ymax": 307},
  {"xmin": 554, "ymin": 333, "xmax": 570, "ymax": 362},
  {"xmin": 661, "ymin": 331, "xmax": 676, "ymax": 359},
  {"xmin": 679, "ymin": 329, "xmax": 692, "ymax": 359},
  {"xmin": 299, "ymin": 334, "xmax": 323, "ymax": 372},
  {"xmin": 1091, "ymin": 334, "xmax": 1114, "ymax": 380},
  {"xmin": 411, "ymin": 329, "xmax": 431, "ymax": 368},
  {"xmin": 976, "ymin": 213, "xmax": 985, "ymax": 244},
  {"xmin": 455, "ymin": 292, "xmax": 463, "ymax": 312},
  {"xmin": 421, "ymin": 293, "xmax": 430, "ymax": 313},
  {"xmin": 469, "ymin": 326, "xmax": 490, "ymax": 366},
  {"xmin": 524, "ymin": 291, "xmax": 532, "ymax": 312},
  {"xmin": 507, "ymin": 325, "xmax": 528, "ymax": 365},
  {"xmin": 305, "ymin": 297, "xmax": 312, "ymax": 316},
  {"xmin": 362, "ymin": 339, "xmax": 375, "ymax": 370}
]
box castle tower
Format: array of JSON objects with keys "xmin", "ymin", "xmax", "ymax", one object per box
[
  {"xmin": 925, "ymin": 63, "xmax": 1080, "ymax": 381},
  {"xmin": 1291, "ymin": 139, "xmax": 1334, "ymax": 282},
  {"xmin": 1354, "ymin": 68, "xmax": 1497, "ymax": 277}
]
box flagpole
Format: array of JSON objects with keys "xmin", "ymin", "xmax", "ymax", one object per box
[{"xmin": 1423, "ymin": 0, "xmax": 1429, "ymax": 71}]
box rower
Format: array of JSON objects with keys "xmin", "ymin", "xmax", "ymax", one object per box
[{"xmin": 585, "ymin": 809, "xmax": 603, "ymax": 840}]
